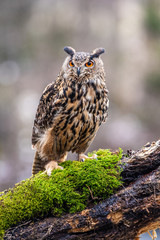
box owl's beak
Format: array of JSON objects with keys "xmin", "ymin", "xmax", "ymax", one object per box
[{"xmin": 77, "ymin": 67, "xmax": 81, "ymax": 77}]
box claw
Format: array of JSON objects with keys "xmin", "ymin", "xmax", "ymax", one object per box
[
  {"xmin": 58, "ymin": 166, "xmax": 64, "ymax": 170},
  {"xmin": 80, "ymin": 158, "xmax": 85, "ymax": 162},
  {"xmin": 92, "ymin": 154, "xmax": 98, "ymax": 160},
  {"xmin": 78, "ymin": 153, "xmax": 98, "ymax": 162},
  {"xmin": 45, "ymin": 161, "xmax": 63, "ymax": 176}
]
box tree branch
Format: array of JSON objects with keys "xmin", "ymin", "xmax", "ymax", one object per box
[{"xmin": 4, "ymin": 140, "xmax": 160, "ymax": 240}]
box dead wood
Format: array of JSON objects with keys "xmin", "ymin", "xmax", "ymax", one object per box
[{"xmin": 4, "ymin": 140, "xmax": 160, "ymax": 240}]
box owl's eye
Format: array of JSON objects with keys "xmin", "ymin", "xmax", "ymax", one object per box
[
  {"xmin": 85, "ymin": 61, "xmax": 94, "ymax": 68},
  {"xmin": 69, "ymin": 60, "xmax": 74, "ymax": 67}
]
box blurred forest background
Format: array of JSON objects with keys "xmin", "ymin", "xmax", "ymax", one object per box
[
  {"xmin": 0, "ymin": 0, "xmax": 160, "ymax": 238},
  {"xmin": 0, "ymin": 0, "xmax": 160, "ymax": 193}
]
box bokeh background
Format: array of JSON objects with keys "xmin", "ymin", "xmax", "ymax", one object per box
[
  {"xmin": 0, "ymin": 0, "xmax": 160, "ymax": 238},
  {"xmin": 0, "ymin": 0, "xmax": 160, "ymax": 189}
]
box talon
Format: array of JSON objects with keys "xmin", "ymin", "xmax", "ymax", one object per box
[
  {"xmin": 58, "ymin": 166, "xmax": 64, "ymax": 170},
  {"xmin": 81, "ymin": 158, "xmax": 85, "ymax": 162},
  {"xmin": 45, "ymin": 161, "xmax": 63, "ymax": 176},
  {"xmin": 47, "ymin": 169, "xmax": 52, "ymax": 176},
  {"xmin": 78, "ymin": 153, "xmax": 98, "ymax": 162},
  {"xmin": 92, "ymin": 154, "xmax": 98, "ymax": 160}
]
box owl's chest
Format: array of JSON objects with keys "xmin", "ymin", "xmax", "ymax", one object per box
[
  {"xmin": 63, "ymin": 82, "xmax": 108, "ymax": 127},
  {"xmin": 51, "ymin": 82, "xmax": 108, "ymax": 153},
  {"xmin": 79, "ymin": 83, "xmax": 107, "ymax": 119},
  {"xmin": 80, "ymin": 88, "xmax": 100, "ymax": 118}
]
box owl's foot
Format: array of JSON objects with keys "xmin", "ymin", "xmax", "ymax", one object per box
[
  {"xmin": 78, "ymin": 153, "xmax": 98, "ymax": 162},
  {"xmin": 45, "ymin": 161, "xmax": 63, "ymax": 176}
]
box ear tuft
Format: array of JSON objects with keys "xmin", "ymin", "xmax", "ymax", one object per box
[
  {"xmin": 64, "ymin": 46, "xmax": 76, "ymax": 57},
  {"xmin": 90, "ymin": 48, "xmax": 105, "ymax": 59}
]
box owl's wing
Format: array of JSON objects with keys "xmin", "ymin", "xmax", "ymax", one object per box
[{"xmin": 31, "ymin": 81, "xmax": 64, "ymax": 147}]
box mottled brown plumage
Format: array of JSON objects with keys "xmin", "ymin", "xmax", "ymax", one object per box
[{"xmin": 32, "ymin": 46, "xmax": 109, "ymax": 175}]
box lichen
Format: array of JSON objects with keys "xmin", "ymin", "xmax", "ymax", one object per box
[{"xmin": 0, "ymin": 148, "xmax": 123, "ymax": 239}]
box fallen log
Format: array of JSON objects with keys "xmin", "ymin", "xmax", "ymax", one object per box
[{"xmin": 3, "ymin": 140, "xmax": 160, "ymax": 240}]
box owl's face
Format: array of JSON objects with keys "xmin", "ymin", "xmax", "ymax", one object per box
[{"xmin": 62, "ymin": 46, "xmax": 105, "ymax": 81}]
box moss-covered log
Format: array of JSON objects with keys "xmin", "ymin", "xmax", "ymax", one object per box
[
  {"xmin": 2, "ymin": 140, "xmax": 160, "ymax": 240},
  {"xmin": 0, "ymin": 149, "xmax": 123, "ymax": 238}
]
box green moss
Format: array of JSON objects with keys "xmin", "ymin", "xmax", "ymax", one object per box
[{"xmin": 0, "ymin": 149, "xmax": 123, "ymax": 238}]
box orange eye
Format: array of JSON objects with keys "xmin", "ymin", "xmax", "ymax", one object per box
[
  {"xmin": 85, "ymin": 61, "xmax": 94, "ymax": 68},
  {"xmin": 69, "ymin": 60, "xmax": 74, "ymax": 67}
]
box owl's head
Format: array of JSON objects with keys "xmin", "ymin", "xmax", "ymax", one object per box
[{"xmin": 62, "ymin": 46, "xmax": 105, "ymax": 80}]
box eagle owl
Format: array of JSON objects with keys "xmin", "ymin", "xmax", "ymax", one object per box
[{"xmin": 32, "ymin": 46, "xmax": 109, "ymax": 175}]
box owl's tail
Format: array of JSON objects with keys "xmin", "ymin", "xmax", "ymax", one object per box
[{"xmin": 32, "ymin": 151, "xmax": 45, "ymax": 175}]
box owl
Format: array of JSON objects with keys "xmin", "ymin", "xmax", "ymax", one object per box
[{"xmin": 32, "ymin": 46, "xmax": 109, "ymax": 175}]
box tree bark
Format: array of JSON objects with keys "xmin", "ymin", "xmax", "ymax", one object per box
[{"xmin": 4, "ymin": 140, "xmax": 160, "ymax": 240}]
